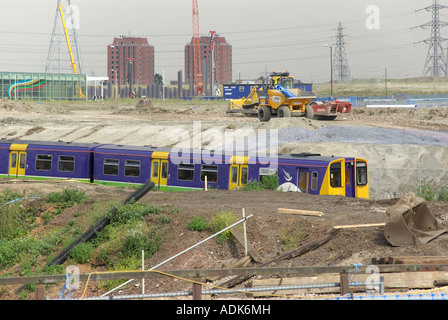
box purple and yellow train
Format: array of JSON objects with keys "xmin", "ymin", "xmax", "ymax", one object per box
[{"xmin": 0, "ymin": 139, "xmax": 369, "ymax": 198}]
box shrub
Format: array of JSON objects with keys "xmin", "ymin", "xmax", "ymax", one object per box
[
  {"xmin": 209, "ymin": 210, "xmax": 238, "ymax": 244},
  {"xmin": 47, "ymin": 188, "xmax": 87, "ymax": 206},
  {"xmin": 259, "ymin": 175, "xmax": 279, "ymax": 191},
  {"xmin": 110, "ymin": 203, "xmax": 163, "ymax": 224},
  {"xmin": 69, "ymin": 242, "xmax": 94, "ymax": 264},
  {"xmin": 188, "ymin": 216, "xmax": 208, "ymax": 232},
  {"xmin": 279, "ymin": 226, "xmax": 308, "ymax": 250},
  {"xmin": 240, "ymin": 180, "xmax": 263, "ymax": 191}
]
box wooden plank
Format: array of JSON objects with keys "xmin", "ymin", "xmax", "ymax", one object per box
[
  {"xmin": 248, "ymin": 271, "xmax": 448, "ymax": 296},
  {"xmin": 277, "ymin": 208, "xmax": 324, "ymax": 217},
  {"xmin": 230, "ymin": 229, "xmax": 265, "ymax": 263},
  {"xmin": 333, "ymin": 223, "xmax": 385, "ymax": 229},
  {"xmin": 375, "ymin": 256, "xmax": 448, "ymax": 265}
]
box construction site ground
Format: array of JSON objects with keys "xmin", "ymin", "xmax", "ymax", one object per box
[{"xmin": 1, "ymin": 98, "xmax": 448, "ymax": 300}]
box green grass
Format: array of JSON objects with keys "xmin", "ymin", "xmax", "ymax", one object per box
[{"xmin": 415, "ymin": 180, "xmax": 448, "ymax": 202}]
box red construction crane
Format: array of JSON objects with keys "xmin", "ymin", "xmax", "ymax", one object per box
[{"xmin": 192, "ymin": 0, "xmax": 203, "ymax": 95}]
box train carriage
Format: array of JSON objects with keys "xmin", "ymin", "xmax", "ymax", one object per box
[
  {"xmin": 92, "ymin": 144, "xmax": 155, "ymax": 186},
  {"xmin": 0, "ymin": 139, "xmax": 102, "ymax": 182},
  {"xmin": 0, "ymin": 139, "xmax": 369, "ymax": 199}
]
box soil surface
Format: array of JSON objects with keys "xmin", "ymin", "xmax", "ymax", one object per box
[{"xmin": 1, "ymin": 99, "xmax": 448, "ymax": 300}]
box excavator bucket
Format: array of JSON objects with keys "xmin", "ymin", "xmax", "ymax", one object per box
[{"xmin": 384, "ymin": 192, "xmax": 446, "ymax": 246}]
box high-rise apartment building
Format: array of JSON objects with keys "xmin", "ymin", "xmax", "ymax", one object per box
[
  {"xmin": 185, "ymin": 34, "xmax": 232, "ymax": 88},
  {"xmin": 107, "ymin": 36, "xmax": 155, "ymax": 86}
]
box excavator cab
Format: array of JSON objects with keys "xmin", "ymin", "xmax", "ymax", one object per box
[{"xmin": 270, "ymin": 73, "xmax": 294, "ymax": 89}]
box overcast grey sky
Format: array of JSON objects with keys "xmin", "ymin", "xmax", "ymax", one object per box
[{"xmin": 0, "ymin": 0, "xmax": 441, "ymax": 84}]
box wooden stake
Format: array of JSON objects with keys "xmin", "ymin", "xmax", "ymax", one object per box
[
  {"xmin": 277, "ymin": 208, "xmax": 324, "ymax": 216},
  {"xmin": 333, "ymin": 223, "xmax": 385, "ymax": 229}
]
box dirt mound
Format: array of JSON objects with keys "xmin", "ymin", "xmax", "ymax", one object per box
[{"xmin": 3, "ymin": 179, "xmax": 448, "ymax": 299}]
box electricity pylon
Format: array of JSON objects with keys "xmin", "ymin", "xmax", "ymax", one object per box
[{"xmin": 45, "ymin": 0, "xmax": 83, "ymax": 74}]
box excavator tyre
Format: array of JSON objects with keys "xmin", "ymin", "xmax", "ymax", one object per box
[{"xmin": 384, "ymin": 192, "xmax": 446, "ymax": 246}]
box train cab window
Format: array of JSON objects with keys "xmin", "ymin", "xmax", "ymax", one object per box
[
  {"xmin": 329, "ymin": 162, "xmax": 342, "ymax": 187},
  {"xmin": 36, "ymin": 155, "xmax": 52, "ymax": 171},
  {"xmin": 104, "ymin": 159, "xmax": 119, "ymax": 176},
  {"xmin": 311, "ymin": 172, "xmax": 318, "ymax": 191},
  {"xmin": 201, "ymin": 165, "xmax": 218, "ymax": 182},
  {"xmin": 241, "ymin": 167, "xmax": 248, "ymax": 185},
  {"xmin": 177, "ymin": 164, "xmax": 194, "ymax": 181},
  {"xmin": 356, "ymin": 162, "xmax": 368, "ymax": 186},
  {"xmin": 125, "ymin": 160, "xmax": 141, "ymax": 177},
  {"xmin": 58, "ymin": 156, "xmax": 75, "ymax": 172}
]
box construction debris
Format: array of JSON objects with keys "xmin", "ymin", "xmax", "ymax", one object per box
[{"xmin": 384, "ymin": 192, "xmax": 446, "ymax": 246}]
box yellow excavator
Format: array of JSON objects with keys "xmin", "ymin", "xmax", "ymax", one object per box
[{"xmin": 227, "ymin": 72, "xmax": 351, "ymax": 122}]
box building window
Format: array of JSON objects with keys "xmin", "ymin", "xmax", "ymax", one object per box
[
  {"xmin": 36, "ymin": 155, "xmax": 52, "ymax": 171},
  {"xmin": 104, "ymin": 158, "xmax": 119, "ymax": 176},
  {"xmin": 58, "ymin": 155, "xmax": 75, "ymax": 172}
]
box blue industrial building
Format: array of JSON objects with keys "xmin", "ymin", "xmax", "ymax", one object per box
[{"xmin": 223, "ymin": 82, "xmax": 313, "ymax": 100}]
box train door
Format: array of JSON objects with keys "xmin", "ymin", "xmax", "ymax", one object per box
[
  {"xmin": 8, "ymin": 144, "xmax": 27, "ymax": 178},
  {"xmin": 150, "ymin": 152, "xmax": 169, "ymax": 188},
  {"xmin": 228, "ymin": 164, "xmax": 249, "ymax": 190},
  {"xmin": 345, "ymin": 162, "xmax": 355, "ymax": 197},
  {"xmin": 297, "ymin": 168, "xmax": 309, "ymax": 193}
]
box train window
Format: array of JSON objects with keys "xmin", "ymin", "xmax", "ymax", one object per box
[
  {"xmin": 36, "ymin": 155, "xmax": 52, "ymax": 171},
  {"xmin": 241, "ymin": 167, "xmax": 248, "ymax": 185},
  {"xmin": 19, "ymin": 154, "xmax": 26, "ymax": 169},
  {"xmin": 356, "ymin": 162, "xmax": 368, "ymax": 186},
  {"xmin": 298, "ymin": 171, "xmax": 308, "ymax": 192},
  {"xmin": 329, "ymin": 162, "xmax": 341, "ymax": 187},
  {"xmin": 231, "ymin": 167, "xmax": 238, "ymax": 184},
  {"xmin": 10, "ymin": 153, "xmax": 17, "ymax": 168},
  {"xmin": 311, "ymin": 172, "xmax": 318, "ymax": 191},
  {"xmin": 177, "ymin": 164, "xmax": 194, "ymax": 181},
  {"xmin": 152, "ymin": 161, "xmax": 159, "ymax": 178},
  {"xmin": 104, "ymin": 158, "xmax": 119, "ymax": 176},
  {"xmin": 161, "ymin": 162, "xmax": 168, "ymax": 179},
  {"xmin": 125, "ymin": 160, "xmax": 141, "ymax": 177},
  {"xmin": 58, "ymin": 156, "xmax": 75, "ymax": 172},
  {"xmin": 201, "ymin": 165, "xmax": 218, "ymax": 182}
]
